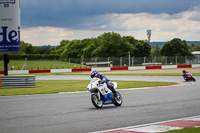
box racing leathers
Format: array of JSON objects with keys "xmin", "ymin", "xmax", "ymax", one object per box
[{"xmin": 93, "ymin": 72, "xmax": 116, "ymax": 96}]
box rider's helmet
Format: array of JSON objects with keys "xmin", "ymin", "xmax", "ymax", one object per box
[
  {"xmin": 90, "ymin": 70, "xmax": 98, "ymax": 78},
  {"xmin": 183, "ymin": 70, "xmax": 186, "ymax": 74}
]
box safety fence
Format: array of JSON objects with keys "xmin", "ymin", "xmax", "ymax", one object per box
[{"xmin": 0, "ymin": 56, "xmax": 199, "ymax": 71}]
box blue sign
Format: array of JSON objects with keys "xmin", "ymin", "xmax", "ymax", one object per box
[
  {"xmin": 0, "ymin": 26, "xmax": 20, "ymax": 52},
  {"xmin": 0, "ymin": 0, "xmax": 20, "ymax": 53}
]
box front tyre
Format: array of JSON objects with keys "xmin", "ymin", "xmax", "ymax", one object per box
[
  {"xmin": 114, "ymin": 91, "xmax": 123, "ymax": 106},
  {"xmin": 91, "ymin": 94, "xmax": 103, "ymax": 109},
  {"xmin": 192, "ymin": 77, "xmax": 196, "ymax": 82}
]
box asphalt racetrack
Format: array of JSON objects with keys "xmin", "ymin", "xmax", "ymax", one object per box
[{"xmin": 0, "ymin": 75, "xmax": 200, "ymax": 133}]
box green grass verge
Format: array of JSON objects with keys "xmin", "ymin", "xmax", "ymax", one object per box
[
  {"xmin": 0, "ymin": 60, "xmax": 87, "ymax": 71},
  {"xmin": 0, "ymin": 80, "xmax": 176, "ymax": 96},
  {"xmin": 164, "ymin": 127, "xmax": 200, "ymax": 133}
]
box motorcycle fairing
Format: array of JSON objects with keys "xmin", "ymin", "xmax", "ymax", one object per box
[{"xmin": 102, "ymin": 92, "xmax": 114, "ymax": 104}]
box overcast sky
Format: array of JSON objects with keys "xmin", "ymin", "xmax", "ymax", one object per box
[{"xmin": 20, "ymin": 0, "xmax": 200, "ymax": 46}]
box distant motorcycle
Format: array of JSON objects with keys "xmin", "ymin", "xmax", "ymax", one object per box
[
  {"xmin": 182, "ymin": 72, "xmax": 196, "ymax": 82},
  {"xmin": 87, "ymin": 78, "xmax": 123, "ymax": 109}
]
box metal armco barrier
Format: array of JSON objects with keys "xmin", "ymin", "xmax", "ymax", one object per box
[{"xmin": 0, "ymin": 76, "xmax": 35, "ymax": 88}]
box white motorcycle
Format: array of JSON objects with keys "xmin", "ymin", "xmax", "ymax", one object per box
[{"xmin": 87, "ymin": 78, "xmax": 123, "ymax": 109}]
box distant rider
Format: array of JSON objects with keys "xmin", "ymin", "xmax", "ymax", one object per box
[
  {"xmin": 90, "ymin": 70, "xmax": 117, "ymax": 96},
  {"xmin": 182, "ymin": 70, "xmax": 190, "ymax": 80}
]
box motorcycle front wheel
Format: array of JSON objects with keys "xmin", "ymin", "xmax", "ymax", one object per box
[
  {"xmin": 192, "ymin": 77, "xmax": 196, "ymax": 82},
  {"xmin": 114, "ymin": 91, "xmax": 123, "ymax": 106},
  {"xmin": 91, "ymin": 94, "xmax": 103, "ymax": 109}
]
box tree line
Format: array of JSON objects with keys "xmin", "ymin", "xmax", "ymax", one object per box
[{"xmin": 20, "ymin": 32, "xmax": 200, "ymax": 58}]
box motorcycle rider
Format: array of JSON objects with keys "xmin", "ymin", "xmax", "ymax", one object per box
[
  {"xmin": 182, "ymin": 69, "xmax": 196, "ymax": 82},
  {"xmin": 90, "ymin": 70, "xmax": 117, "ymax": 96},
  {"xmin": 182, "ymin": 70, "xmax": 186, "ymax": 78},
  {"xmin": 182, "ymin": 70, "xmax": 188, "ymax": 80}
]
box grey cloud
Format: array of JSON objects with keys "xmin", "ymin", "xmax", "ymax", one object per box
[
  {"xmin": 189, "ymin": 16, "xmax": 200, "ymax": 21},
  {"xmin": 20, "ymin": 0, "xmax": 199, "ymax": 29}
]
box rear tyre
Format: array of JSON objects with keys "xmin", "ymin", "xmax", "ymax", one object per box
[
  {"xmin": 91, "ymin": 94, "xmax": 103, "ymax": 109},
  {"xmin": 114, "ymin": 91, "xmax": 123, "ymax": 106}
]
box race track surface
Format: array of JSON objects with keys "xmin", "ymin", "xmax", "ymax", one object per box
[
  {"xmin": 0, "ymin": 76, "xmax": 200, "ymax": 133},
  {"xmin": 36, "ymin": 75, "xmax": 183, "ymax": 82}
]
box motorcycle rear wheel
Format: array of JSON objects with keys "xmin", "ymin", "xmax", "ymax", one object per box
[
  {"xmin": 114, "ymin": 91, "xmax": 123, "ymax": 106},
  {"xmin": 91, "ymin": 94, "xmax": 103, "ymax": 109}
]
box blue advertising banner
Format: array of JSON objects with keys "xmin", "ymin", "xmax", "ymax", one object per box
[{"xmin": 0, "ymin": 0, "xmax": 20, "ymax": 53}]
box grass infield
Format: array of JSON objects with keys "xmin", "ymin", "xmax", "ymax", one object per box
[
  {"xmin": 0, "ymin": 80, "xmax": 176, "ymax": 96},
  {"xmin": 164, "ymin": 127, "xmax": 200, "ymax": 133}
]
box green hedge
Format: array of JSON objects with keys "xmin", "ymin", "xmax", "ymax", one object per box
[{"xmin": 0, "ymin": 54, "xmax": 60, "ymax": 60}]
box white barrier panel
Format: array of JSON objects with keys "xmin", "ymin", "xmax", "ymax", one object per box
[
  {"xmin": 92, "ymin": 67, "xmax": 110, "ymax": 72},
  {"xmin": 128, "ymin": 66, "xmax": 145, "ymax": 70},
  {"xmin": 51, "ymin": 69, "xmax": 72, "ymax": 73},
  {"xmin": 192, "ymin": 64, "xmax": 200, "ymax": 68},
  {"xmin": 162, "ymin": 65, "xmax": 177, "ymax": 69},
  {"xmin": 8, "ymin": 70, "xmax": 29, "ymax": 74}
]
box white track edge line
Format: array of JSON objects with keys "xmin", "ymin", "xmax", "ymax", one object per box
[{"xmin": 90, "ymin": 115, "xmax": 200, "ymax": 133}]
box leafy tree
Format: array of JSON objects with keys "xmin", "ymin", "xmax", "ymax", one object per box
[
  {"xmin": 61, "ymin": 40, "xmax": 88, "ymax": 58},
  {"xmin": 160, "ymin": 38, "xmax": 192, "ymax": 56},
  {"xmin": 35, "ymin": 46, "xmax": 52, "ymax": 54},
  {"xmin": 20, "ymin": 41, "xmax": 37, "ymax": 54},
  {"xmin": 189, "ymin": 44, "xmax": 200, "ymax": 52},
  {"xmin": 93, "ymin": 32, "xmax": 124, "ymax": 57},
  {"xmin": 51, "ymin": 32, "xmax": 152, "ymax": 58},
  {"xmin": 132, "ymin": 40, "xmax": 151, "ymax": 57},
  {"xmin": 50, "ymin": 40, "xmax": 69, "ymax": 54},
  {"xmin": 151, "ymin": 45, "xmax": 162, "ymax": 56},
  {"xmin": 20, "ymin": 41, "xmax": 54, "ymax": 54},
  {"xmin": 82, "ymin": 38, "xmax": 97, "ymax": 58}
]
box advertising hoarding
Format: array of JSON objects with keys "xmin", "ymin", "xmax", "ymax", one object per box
[{"xmin": 0, "ymin": 0, "xmax": 20, "ymax": 53}]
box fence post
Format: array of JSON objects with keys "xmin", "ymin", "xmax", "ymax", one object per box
[
  {"xmin": 185, "ymin": 56, "xmax": 187, "ymax": 64},
  {"xmin": 54, "ymin": 58, "xmax": 56, "ymax": 69},
  {"xmin": 108, "ymin": 57, "xmax": 110, "ymax": 67},
  {"xmin": 165, "ymin": 56, "xmax": 167, "ymax": 65},
  {"xmin": 82, "ymin": 58, "xmax": 84, "ymax": 68},
  {"xmin": 132, "ymin": 57, "xmax": 134, "ymax": 67},
  {"xmin": 25, "ymin": 58, "xmax": 27, "ymax": 70},
  {"xmin": 128, "ymin": 52, "xmax": 130, "ymax": 66},
  {"xmin": 120, "ymin": 57, "xmax": 123, "ymax": 67},
  {"xmin": 40, "ymin": 58, "xmax": 42, "ymax": 70},
  {"xmin": 21, "ymin": 58, "xmax": 27, "ymax": 70},
  {"xmin": 68, "ymin": 58, "xmax": 70, "ymax": 68}
]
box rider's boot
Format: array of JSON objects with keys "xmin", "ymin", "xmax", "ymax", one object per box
[{"xmin": 110, "ymin": 86, "xmax": 117, "ymax": 98}]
